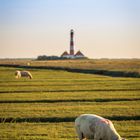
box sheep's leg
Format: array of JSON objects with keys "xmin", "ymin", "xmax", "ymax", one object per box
[
  {"xmin": 94, "ymin": 133, "xmax": 101, "ymax": 140},
  {"xmin": 75, "ymin": 127, "xmax": 84, "ymax": 140}
]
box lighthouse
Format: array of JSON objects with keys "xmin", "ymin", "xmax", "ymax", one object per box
[
  {"xmin": 61, "ymin": 29, "xmax": 85, "ymax": 59},
  {"xmin": 70, "ymin": 29, "xmax": 74, "ymax": 57}
]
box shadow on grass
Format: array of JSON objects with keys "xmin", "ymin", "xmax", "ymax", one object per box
[
  {"xmin": 0, "ymin": 88, "xmax": 140, "ymax": 94},
  {"xmin": 0, "ymin": 98, "xmax": 139, "ymax": 104},
  {"xmin": 0, "ymin": 116, "xmax": 140, "ymax": 123}
]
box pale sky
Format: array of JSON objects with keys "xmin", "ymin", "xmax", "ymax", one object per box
[{"xmin": 0, "ymin": 0, "xmax": 140, "ymax": 58}]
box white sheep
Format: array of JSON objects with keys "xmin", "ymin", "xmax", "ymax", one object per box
[
  {"xmin": 15, "ymin": 70, "xmax": 33, "ymax": 79},
  {"xmin": 75, "ymin": 114, "xmax": 125, "ymax": 140}
]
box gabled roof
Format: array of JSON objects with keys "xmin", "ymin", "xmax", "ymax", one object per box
[
  {"xmin": 61, "ymin": 51, "xmax": 69, "ymax": 56},
  {"xmin": 75, "ymin": 50, "xmax": 84, "ymax": 56}
]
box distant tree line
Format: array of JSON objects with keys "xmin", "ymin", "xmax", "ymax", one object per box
[
  {"xmin": 37, "ymin": 55, "xmax": 88, "ymax": 60},
  {"xmin": 37, "ymin": 55, "xmax": 67, "ymax": 60}
]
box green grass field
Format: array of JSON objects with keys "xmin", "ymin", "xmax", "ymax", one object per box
[{"xmin": 0, "ymin": 66, "xmax": 140, "ymax": 140}]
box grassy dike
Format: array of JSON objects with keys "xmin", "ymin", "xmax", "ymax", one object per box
[{"xmin": 0, "ymin": 59, "xmax": 140, "ymax": 78}]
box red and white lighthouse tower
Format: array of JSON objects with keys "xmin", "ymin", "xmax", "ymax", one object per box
[
  {"xmin": 61, "ymin": 29, "xmax": 85, "ymax": 59},
  {"xmin": 70, "ymin": 29, "xmax": 74, "ymax": 56}
]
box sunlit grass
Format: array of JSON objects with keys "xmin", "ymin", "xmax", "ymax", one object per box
[
  {"xmin": 0, "ymin": 121, "xmax": 139, "ymax": 140},
  {"xmin": 0, "ymin": 66, "xmax": 140, "ymax": 139}
]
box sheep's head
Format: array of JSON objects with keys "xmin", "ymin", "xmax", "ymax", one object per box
[
  {"xmin": 117, "ymin": 137, "xmax": 126, "ymax": 140},
  {"xmin": 15, "ymin": 71, "xmax": 21, "ymax": 78},
  {"xmin": 15, "ymin": 71, "xmax": 18, "ymax": 76},
  {"xmin": 121, "ymin": 138, "xmax": 126, "ymax": 140}
]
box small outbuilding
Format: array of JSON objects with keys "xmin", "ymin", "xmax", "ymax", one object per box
[
  {"xmin": 74, "ymin": 50, "xmax": 85, "ymax": 58},
  {"xmin": 61, "ymin": 51, "xmax": 69, "ymax": 58}
]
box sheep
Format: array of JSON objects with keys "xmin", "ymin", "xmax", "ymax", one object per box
[
  {"xmin": 75, "ymin": 114, "xmax": 125, "ymax": 140},
  {"xmin": 15, "ymin": 70, "xmax": 33, "ymax": 79}
]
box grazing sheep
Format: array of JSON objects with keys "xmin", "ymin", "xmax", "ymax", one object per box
[
  {"xmin": 75, "ymin": 114, "xmax": 125, "ymax": 140},
  {"xmin": 27, "ymin": 62, "xmax": 30, "ymax": 66},
  {"xmin": 15, "ymin": 70, "xmax": 33, "ymax": 79}
]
